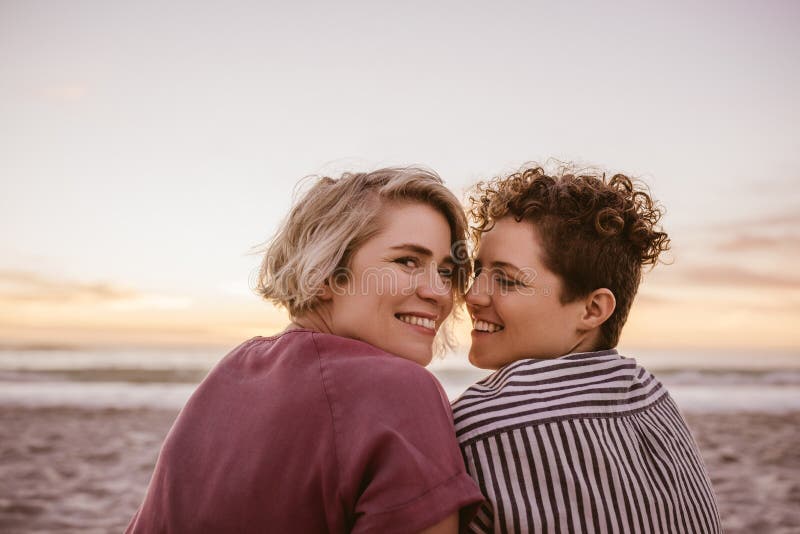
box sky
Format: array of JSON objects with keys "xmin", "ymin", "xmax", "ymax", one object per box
[{"xmin": 1, "ymin": 0, "xmax": 799, "ymax": 352}]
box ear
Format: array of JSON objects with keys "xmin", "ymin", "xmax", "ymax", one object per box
[
  {"xmin": 579, "ymin": 288, "xmax": 616, "ymax": 330},
  {"xmin": 317, "ymin": 279, "xmax": 334, "ymax": 301}
]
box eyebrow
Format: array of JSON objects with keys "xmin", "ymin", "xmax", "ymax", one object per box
[{"xmin": 390, "ymin": 243, "xmax": 454, "ymax": 265}]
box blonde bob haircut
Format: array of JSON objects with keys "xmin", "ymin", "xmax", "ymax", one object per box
[{"xmin": 255, "ymin": 166, "xmax": 471, "ymax": 352}]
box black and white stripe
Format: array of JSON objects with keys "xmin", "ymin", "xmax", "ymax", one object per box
[{"xmin": 452, "ymin": 350, "xmax": 721, "ymax": 533}]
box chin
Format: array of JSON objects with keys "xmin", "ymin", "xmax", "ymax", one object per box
[
  {"xmin": 468, "ymin": 350, "xmax": 495, "ymax": 370},
  {"xmin": 410, "ymin": 350, "xmax": 433, "ymax": 366},
  {"xmin": 397, "ymin": 354, "xmax": 431, "ymax": 367},
  {"xmin": 392, "ymin": 345, "xmax": 432, "ymax": 366}
]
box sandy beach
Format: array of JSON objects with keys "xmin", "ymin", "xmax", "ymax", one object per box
[{"xmin": 1, "ymin": 406, "xmax": 798, "ymax": 533}]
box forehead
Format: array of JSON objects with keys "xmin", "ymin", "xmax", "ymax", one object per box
[
  {"xmin": 365, "ymin": 202, "xmax": 453, "ymax": 254},
  {"xmin": 477, "ymin": 217, "xmax": 545, "ymax": 267}
]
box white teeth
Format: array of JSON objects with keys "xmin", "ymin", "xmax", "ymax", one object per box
[
  {"xmin": 474, "ymin": 320, "xmax": 504, "ymax": 333},
  {"xmin": 397, "ymin": 315, "xmax": 436, "ymax": 330}
]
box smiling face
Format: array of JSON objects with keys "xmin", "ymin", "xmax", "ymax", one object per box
[
  {"xmin": 467, "ymin": 217, "xmax": 588, "ymax": 369},
  {"xmin": 325, "ymin": 202, "xmax": 457, "ymax": 366}
]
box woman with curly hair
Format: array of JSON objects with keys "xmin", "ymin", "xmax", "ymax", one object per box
[{"xmin": 452, "ymin": 164, "xmax": 722, "ymax": 533}]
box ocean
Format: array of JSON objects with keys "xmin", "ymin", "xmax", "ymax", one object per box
[{"xmin": 1, "ymin": 346, "xmax": 798, "ymax": 412}]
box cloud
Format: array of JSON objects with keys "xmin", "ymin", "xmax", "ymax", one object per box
[
  {"xmin": 38, "ymin": 85, "xmax": 87, "ymax": 102},
  {"xmin": 708, "ymin": 209, "xmax": 800, "ymax": 232},
  {"xmin": 715, "ymin": 234, "xmax": 800, "ymax": 253},
  {"xmin": 676, "ymin": 265, "xmax": 800, "ymax": 290},
  {"xmin": 0, "ymin": 268, "xmax": 296, "ymax": 350},
  {"xmin": 108, "ymin": 295, "xmax": 192, "ymax": 311},
  {"xmin": 743, "ymin": 179, "xmax": 800, "ymax": 199},
  {"xmin": 756, "ymin": 211, "xmax": 800, "ymax": 227},
  {"xmin": 0, "ymin": 270, "xmax": 138, "ymax": 303},
  {"xmin": 679, "ymin": 208, "xmax": 800, "ymax": 259},
  {"xmin": 0, "ymin": 270, "xmax": 192, "ymax": 310}
]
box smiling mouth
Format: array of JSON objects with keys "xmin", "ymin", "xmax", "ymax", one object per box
[
  {"xmin": 473, "ymin": 320, "xmax": 504, "ymax": 333},
  {"xmin": 395, "ymin": 314, "xmax": 436, "ymax": 331}
]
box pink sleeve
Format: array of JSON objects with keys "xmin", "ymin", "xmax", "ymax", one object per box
[{"xmin": 322, "ymin": 349, "xmax": 484, "ymax": 534}]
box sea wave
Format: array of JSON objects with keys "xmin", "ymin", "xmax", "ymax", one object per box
[
  {"xmin": 0, "ymin": 376, "xmax": 797, "ymax": 413},
  {"xmin": 1, "ymin": 349, "xmax": 798, "ymax": 412},
  {"xmin": 650, "ymin": 368, "xmax": 800, "ymax": 386},
  {"xmin": 3, "ymin": 366, "xmax": 800, "ymax": 386}
]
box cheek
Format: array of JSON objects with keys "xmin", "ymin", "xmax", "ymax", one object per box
[
  {"xmin": 500, "ymin": 296, "xmax": 552, "ymax": 336},
  {"xmin": 379, "ymin": 267, "xmax": 417, "ymax": 299},
  {"xmin": 492, "ymin": 293, "xmax": 521, "ymax": 323}
]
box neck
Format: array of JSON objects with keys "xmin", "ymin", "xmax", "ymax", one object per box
[
  {"xmin": 286, "ymin": 304, "xmax": 335, "ymax": 336},
  {"xmin": 566, "ymin": 329, "xmax": 601, "ymax": 355}
]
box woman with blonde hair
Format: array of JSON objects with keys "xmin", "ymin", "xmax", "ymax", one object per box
[{"xmin": 127, "ymin": 167, "xmax": 484, "ymax": 533}]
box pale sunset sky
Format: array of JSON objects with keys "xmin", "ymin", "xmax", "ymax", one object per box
[{"xmin": 1, "ymin": 1, "xmax": 798, "ymax": 352}]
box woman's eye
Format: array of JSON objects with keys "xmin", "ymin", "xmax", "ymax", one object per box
[
  {"xmin": 494, "ymin": 273, "xmax": 518, "ymax": 287},
  {"xmin": 438, "ymin": 268, "xmax": 456, "ymax": 280},
  {"xmin": 394, "ymin": 257, "xmax": 419, "ymax": 269}
]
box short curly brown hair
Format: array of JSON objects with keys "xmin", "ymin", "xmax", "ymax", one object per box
[{"xmin": 469, "ymin": 164, "xmax": 670, "ymax": 349}]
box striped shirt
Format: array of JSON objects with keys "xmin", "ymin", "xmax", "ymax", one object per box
[{"xmin": 452, "ymin": 349, "xmax": 722, "ymax": 533}]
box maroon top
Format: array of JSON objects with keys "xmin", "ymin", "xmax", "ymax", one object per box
[{"xmin": 126, "ymin": 330, "xmax": 484, "ymax": 533}]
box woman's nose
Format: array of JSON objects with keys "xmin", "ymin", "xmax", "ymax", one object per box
[
  {"xmin": 465, "ymin": 273, "xmax": 491, "ymax": 308},
  {"xmin": 415, "ymin": 266, "xmax": 452, "ymax": 304}
]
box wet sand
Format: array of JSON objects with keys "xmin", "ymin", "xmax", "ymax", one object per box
[{"xmin": 1, "ymin": 407, "xmax": 798, "ymax": 533}]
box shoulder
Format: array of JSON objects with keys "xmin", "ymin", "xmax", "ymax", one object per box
[
  {"xmin": 454, "ymin": 349, "xmax": 638, "ymax": 406},
  {"xmin": 311, "ymin": 331, "xmax": 450, "ymax": 414},
  {"xmin": 313, "ymin": 332, "xmax": 445, "ymax": 387},
  {"xmin": 210, "ymin": 330, "xmax": 321, "ymax": 378},
  {"xmin": 453, "ymin": 350, "xmax": 666, "ymax": 444},
  {"xmin": 220, "ymin": 330, "xmax": 320, "ymax": 360}
]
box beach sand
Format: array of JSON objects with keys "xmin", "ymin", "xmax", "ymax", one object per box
[{"xmin": 1, "ymin": 407, "xmax": 798, "ymax": 533}]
